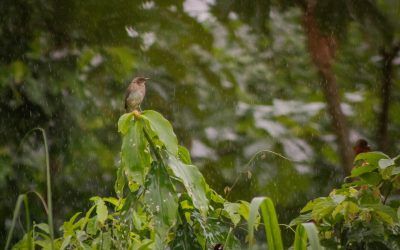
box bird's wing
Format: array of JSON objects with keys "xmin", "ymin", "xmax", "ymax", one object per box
[{"xmin": 124, "ymin": 88, "xmax": 130, "ymax": 111}]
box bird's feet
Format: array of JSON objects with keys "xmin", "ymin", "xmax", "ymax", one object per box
[{"xmin": 132, "ymin": 110, "xmax": 142, "ymax": 118}]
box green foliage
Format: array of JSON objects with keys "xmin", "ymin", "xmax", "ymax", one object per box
[
  {"xmin": 9, "ymin": 110, "xmax": 330, "ymax": 249},
  {"xmin": 291, "ymin": 151, "xmax": 400, "ymax": 249},
  {"xmin": 11, "ymin": 111, "xmax": 253, "ymax": 249}
]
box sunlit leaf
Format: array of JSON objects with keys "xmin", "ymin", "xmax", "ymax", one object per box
[{"xmin": 379, "ymin": 158, "xmax": 395, "ymax": 169}]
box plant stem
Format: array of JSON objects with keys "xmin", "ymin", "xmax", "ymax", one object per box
[
  {"xmin": 23, "ymin": 195, "xmax": 32, "ymax": 250},
  {"xmin": 383, "ymin": 184, "xmax": 393, "ymax": 204},
  {"xmin": 143, "ymin": 128, "xmax": 165, "ymax": 166},
  {"xmin": 38, "ymin": 128, "xmax": 55, "ymax": 249}
]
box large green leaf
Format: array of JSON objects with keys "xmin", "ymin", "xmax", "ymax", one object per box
[
  {"xmin": 168, "ymin": 155, "xmax": 209, "ymax": 215},
  {"xmin": 142, "ymin": 110, "xmax": 178, "ymax": 155},
  {"xmin": 121, "ymin": 119, "xmax": 150, "ymax": 186},
  {"xmin": 248, "ymin": 197, "xmax": 283, "ymax": 250},
  {"xmin": 144, "ymin": 162, "xmax": 178, "ymax": 248},
  {"xmin": 354, "ymin": 152, "xmax": 390, "ymax": 167},
  {"xmin": 351, "ymin": 152, "xmax": 389, "ymax": 177}
]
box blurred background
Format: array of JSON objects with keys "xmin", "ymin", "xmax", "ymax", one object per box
[{"xmin": 1, "ymin": 0, "xmax": 400, "ymax": 245}]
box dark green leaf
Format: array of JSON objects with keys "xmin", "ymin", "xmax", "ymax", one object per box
[
  {"xmin": 145, "ymin": 162, "xmax": 178, "ymax": 247},
  {"xmin": 168, "ymin": 155, "xmax": 209, "ymax": 215},
  {"xmin": 142, "ymin": 110, "xmax": 178, "ymax": 155},
  {"xmin": 360, "ymin": 172, "xmax": 382, "ymax": 186}
]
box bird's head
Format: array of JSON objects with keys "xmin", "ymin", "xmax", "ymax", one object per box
[{"xmin": 132, "ymin": 76, "xmax": 149, "ymax": 85}]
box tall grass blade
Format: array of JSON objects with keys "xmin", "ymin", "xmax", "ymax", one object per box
[
  {"xmin": 293, "ymin": 223, "xmax": 307, "ymax": 250},
  {"xmin": 248, "ymin": 197, "xmax": 283, "ymax": 250},
  {"xmin": 23, "ymin": 195, "xmax": 33, "ymax": 250},
  {"xmin": 5, "ymin": 194, "xmax": 25, "ymax": 250},
  {"xmin": 293, "ymin": 223, "xmax": 323, "ymax": 250},
  {"xmin": 39, "ymin": 128, "xmax": 55, "ymax": 249},
  {"xmin": 20, "ymin": 128, "xmax": 55, "ymax": 248}
]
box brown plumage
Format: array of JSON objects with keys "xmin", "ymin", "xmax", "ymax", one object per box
[
  {"xmin": 124, "ymin": 77, "xmax": 149, "ymax": 112},
  {"xmin": 353, "ymin": 139, "xmax": 371, "ymax": 156}
]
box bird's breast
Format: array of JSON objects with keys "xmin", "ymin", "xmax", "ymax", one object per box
[{"xmin": 126, "ymin": 90, "xmax": 144, "ymax": 105}]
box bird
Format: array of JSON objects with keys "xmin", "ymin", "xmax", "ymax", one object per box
[
  {"xmin": 353, "ymin": 139, "xmax": 371, "ymax": 156},
  {"xmin": 124, "ymin": 76, "xmax": 149, "ymax": 113}
]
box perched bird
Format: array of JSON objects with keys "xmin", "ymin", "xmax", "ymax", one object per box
[
  {"xmin": 125, "ymin": 76, "xmax": 149, "ymax": 112},
  {"xmin": 353, "ymin": 139, "xmax": 371, "ymax": 156}
]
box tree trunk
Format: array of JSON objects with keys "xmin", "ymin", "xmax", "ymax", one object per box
[
  {"xmin": 377, "ymin": 46, "xmax": 399, "ymax": 152},
  {"xmin": 302, "ymin": 1, "xmax": 353, "ymax": 175}
]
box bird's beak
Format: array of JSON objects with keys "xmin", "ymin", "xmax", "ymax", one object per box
[{"xmin": 145, "ymin": 77, "xmax": 150, "ymax": 80}]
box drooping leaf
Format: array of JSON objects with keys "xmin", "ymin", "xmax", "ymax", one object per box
[
  {"xmin": 168, "ymin": 155, "xmax": 209, "ymax": 215},
  {"xmin": 248, "ymin": 197, "xmax": 283, "ymax": 250},
  {"xmin": 121, "ymin": 118, "xmax": 150, "ymax": 185},
  {"xmin": 298, "ymin": 223, "xmax": 323, "ymax": 250},
  {"xmin": 142, "ymin": 110, "xmax": 178, "ymax": 155}
]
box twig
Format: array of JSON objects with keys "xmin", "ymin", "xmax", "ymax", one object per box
[{"xmin": 225, "ymin": 149, "xmax": 302, "ymax": 200}]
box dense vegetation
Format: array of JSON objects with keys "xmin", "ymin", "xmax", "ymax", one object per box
[
  {"xmin": 6, "ymin": 111, "xmax": 400, "ymax": 249},
  {"xmin": 2, "ymin": 0, "xmax": 400, "ymax": 249}
]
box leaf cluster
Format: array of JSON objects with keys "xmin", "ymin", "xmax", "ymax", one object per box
[{"xmin": 291, "ymin": 152, "xmax": 400, "ymax": 249}]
